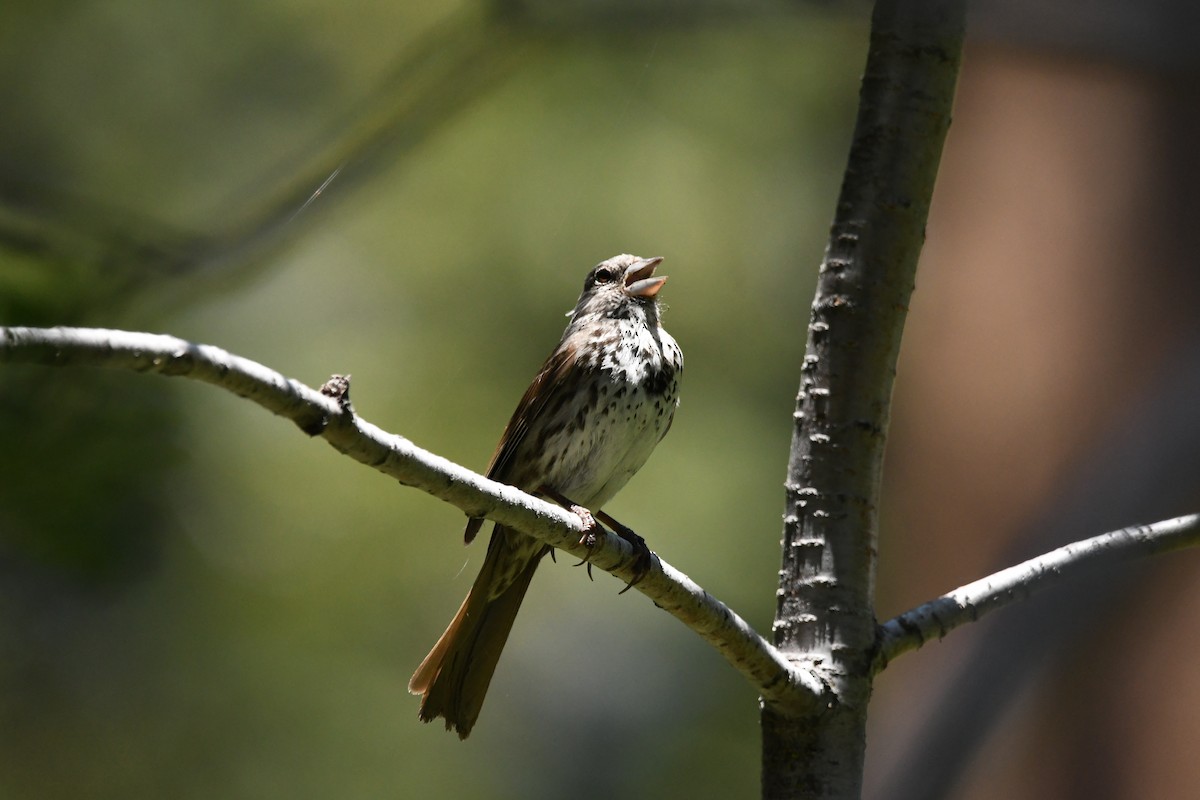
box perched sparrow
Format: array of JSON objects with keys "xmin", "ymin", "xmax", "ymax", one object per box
[{"xmin": 408, "ymin": 253, "xmax": 683, "ymax": 738}]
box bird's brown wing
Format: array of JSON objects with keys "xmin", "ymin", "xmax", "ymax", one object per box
[{"xmin": 462, "ymin": 342, "xmax": 579, "ymax": 544}]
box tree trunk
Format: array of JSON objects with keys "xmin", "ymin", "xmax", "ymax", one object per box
[{"xmin": 764, "ymin": 2, "xmax": 966, "ymax": 797}]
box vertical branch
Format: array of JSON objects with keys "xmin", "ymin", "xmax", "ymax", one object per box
[{"xmin": 762, "ymin": 2, "xmax": 966, "ymax": 798}]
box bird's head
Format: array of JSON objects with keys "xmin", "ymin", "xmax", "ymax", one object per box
[{"xmin": 567, "ymin": 254, "xmax": 667, "ymax": 326}]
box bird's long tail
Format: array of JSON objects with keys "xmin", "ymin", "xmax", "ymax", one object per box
[{"xmin": 408, "ymin": 526, "xmax": 548, "ymax": 738}]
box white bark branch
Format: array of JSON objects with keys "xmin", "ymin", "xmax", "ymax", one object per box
[
  {"xmin": 0, "ymin": 325, "xmax": 824, "ymax": 709},
  {"xmin": 875, "ymin": 514, "xmax": 1200, "ymax": 669}
]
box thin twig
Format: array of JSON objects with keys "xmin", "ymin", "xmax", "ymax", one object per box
[
  {"xmin": 874, "ymin": 514, "xmax": 1200, "ymax": 670},
  {"xmin": 0, "ymin": 325, "xmax": 824, "ymax": 709}
]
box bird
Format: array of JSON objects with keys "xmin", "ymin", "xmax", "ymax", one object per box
[{"xmin": 408, "ymin": 253, "xmax": 683, "ymax": 738}]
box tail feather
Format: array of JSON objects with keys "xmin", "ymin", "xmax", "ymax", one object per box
[{"xmin": 409, "ymin": 526, "xmax": 547, "ymax": 738}]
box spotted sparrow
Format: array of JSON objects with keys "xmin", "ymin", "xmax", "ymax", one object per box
[{"xmin": 408, "ymin": 254, "xmax": 683, "ymax": 738}]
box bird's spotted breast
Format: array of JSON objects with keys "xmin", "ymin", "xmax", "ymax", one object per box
[{"xmin": 520, "ymin": 319, "xmax": 681, "ymax": 508}]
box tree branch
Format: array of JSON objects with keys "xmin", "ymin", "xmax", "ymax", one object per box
[
  {"xmin": 0, "ymin": 324, "xmax": 824, "ymax": 710},
  {"xmin": 874, "ymin": 514, "xmax": 1200, "ymax": 669}
]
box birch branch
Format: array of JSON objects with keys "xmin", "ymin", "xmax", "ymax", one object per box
[
  {"xmin": 0, "ymin": 325, "xmax": 823, "ymax": 709},
  {"xmin": 874, "ymin": 514, "xmax": 1200, "ymax": 669}
]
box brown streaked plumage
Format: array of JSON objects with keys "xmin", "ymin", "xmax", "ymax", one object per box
[{"xmin": 408, "ymin": 254, "xmax": 683, "ymax": 738}]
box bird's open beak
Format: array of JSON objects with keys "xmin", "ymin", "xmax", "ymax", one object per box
[{"xmin": 624, "ymin": 256, "xmax": 667, "ymax": 298}]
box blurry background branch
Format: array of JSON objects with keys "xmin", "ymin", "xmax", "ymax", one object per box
[
  {"xmin": 0, "ymin": 0, "xmax": 804, "ymax": 323},
  {"xmin": 1, "ymin": 5, "xmax": 528, "ymax": 319}
]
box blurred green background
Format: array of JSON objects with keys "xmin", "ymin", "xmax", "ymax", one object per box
[{"xmin": 0, "ymin": 3, "xmax": 865, "ymax": 797}]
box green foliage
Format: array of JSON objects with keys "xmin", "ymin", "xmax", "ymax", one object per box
[{"xmin": 0, "ymin": 3, "xmax": 865, "ymax": 797}]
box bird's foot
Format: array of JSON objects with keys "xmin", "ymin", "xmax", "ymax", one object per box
[
  {"xmin": 567, "ymin": 504, "xmax": 600, "ymax": 580},
  {"xmin": 537, "ymin": 486, "xmax": 652, "ymax": 590},
  {"xmin": 597, "ymin": 510, "xmax": 654, "ymax": 594}
]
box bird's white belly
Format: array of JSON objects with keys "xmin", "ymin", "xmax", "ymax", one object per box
[{"xmin": 542, "ymin": 328, "xmax": 680, "ymax": 508}]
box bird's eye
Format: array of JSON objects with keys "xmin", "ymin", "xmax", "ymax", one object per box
[{"xmin": 593, "ymin": 267, "xmax": 616, "ymax": 284}]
